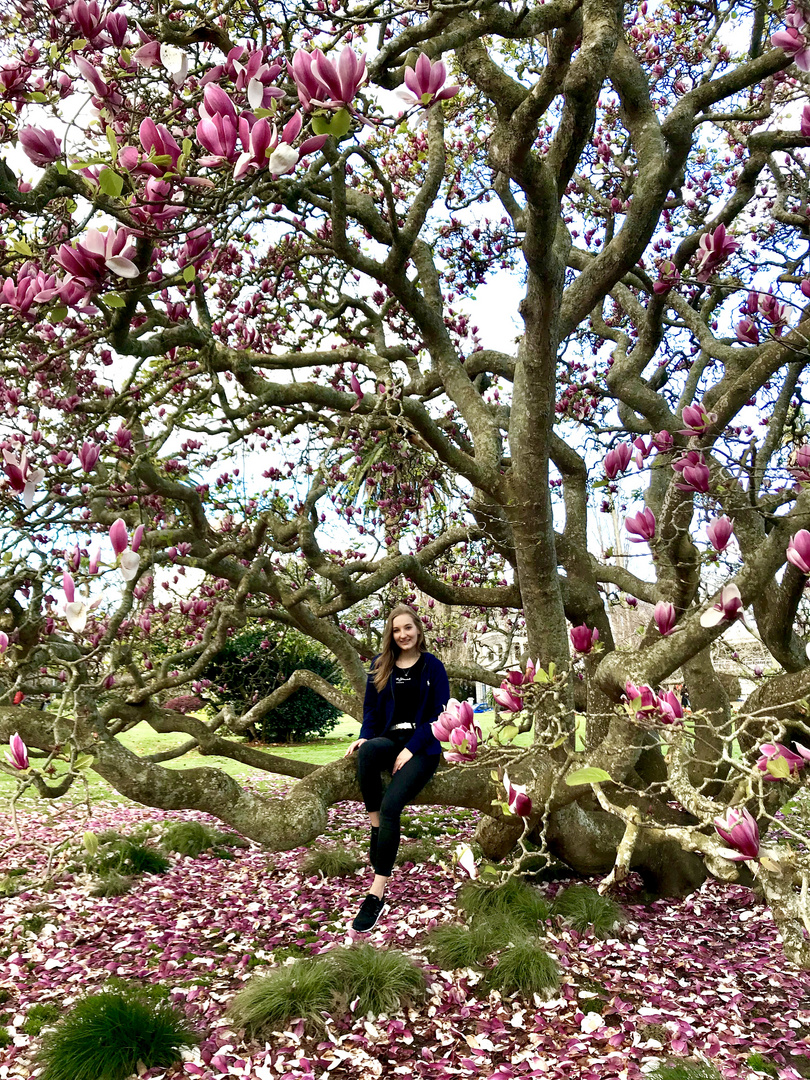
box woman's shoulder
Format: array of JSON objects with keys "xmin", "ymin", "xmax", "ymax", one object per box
[{"xmin": 422, "ymin": 651, "xmax": 446, "ymax": 670}]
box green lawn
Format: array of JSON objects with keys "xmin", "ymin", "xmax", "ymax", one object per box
[{"xmin": 1, "ymin": 709, "xmax": 506, "ymax": 807}]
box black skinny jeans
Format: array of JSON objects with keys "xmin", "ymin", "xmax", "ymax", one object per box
[{"xmin": 356, "ymin": 738, "xmax": 440, "ymax": 877}]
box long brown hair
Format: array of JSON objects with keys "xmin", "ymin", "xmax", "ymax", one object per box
[{"xmin": 372, "ymin": 604, "xmax": 427, "ymax": 691}]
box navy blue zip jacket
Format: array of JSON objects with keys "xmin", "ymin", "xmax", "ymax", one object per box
[{"xmin": 360, "ymin": 651, "xmax": 449, "ymax": 757}]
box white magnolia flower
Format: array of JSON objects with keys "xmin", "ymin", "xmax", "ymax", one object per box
[
  {"xmin": 119, "ymin": 549, "xmax": 141, "ymax": 582},
  {"xmin": 268, "ymin": 143, "xmax": 299, "ymax": 176},
  {"xmin": 160, "ymin": 44, "xmax": 189, "ymax": 86}
]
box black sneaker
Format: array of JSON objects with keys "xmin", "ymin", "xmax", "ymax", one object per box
[{"xmin": 352, "ymin": 893, "xmax": 387, "ymax": 933}]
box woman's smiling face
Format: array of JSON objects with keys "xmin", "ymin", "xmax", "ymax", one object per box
[{"xmin": 392, "ymin": 614, "xmax": 418, "ymax": 652}]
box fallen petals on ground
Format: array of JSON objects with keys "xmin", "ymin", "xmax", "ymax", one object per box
[{"xmin": 2, "ymin": 786, "xmax": 809, "ymax": 1080}]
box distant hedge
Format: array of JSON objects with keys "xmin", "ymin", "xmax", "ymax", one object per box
[{"xmin": 203, "ymin": 627, "xmax": 341, "ymax": 742}]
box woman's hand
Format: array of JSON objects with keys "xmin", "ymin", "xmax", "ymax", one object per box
[
  {"xmin": 393, "ymin": 748, "xmax": 413, "ymax": 773},
  {"xmin": 344, "ymin": 738, "xmax": 367, "ymax": 757}
]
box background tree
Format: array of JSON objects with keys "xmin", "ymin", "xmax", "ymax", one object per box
[{"xmin": 1, "ymin": 0, "xmax": 810, "ymax": 962}]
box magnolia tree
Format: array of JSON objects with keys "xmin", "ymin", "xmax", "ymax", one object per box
[{"xmin": 2, "ymin": 0, "xmax": 810, "ymax": 962}]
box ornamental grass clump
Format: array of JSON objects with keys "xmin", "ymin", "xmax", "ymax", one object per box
[
  {"xmin": 22, "ymin": 1002, "xmax": 61, "ymax": 1036},
  {"xmin": 329, "ymin": 943, "xmax": 427, "ymax": 1016},
  {"xmin": 484, "ymin": 938, "xmax": 561, "ymax": 997},
  {"xmin": 648, "ymin": 1063, "xmax": 723, "ymax": 1080},
  {"xmin": 88, "ymin": 834, "xmax": 170, "ymax": 878},
  {"xmin": 36, "ymin": 985, "xmax": 198, "ymax": 1080},
  {"xmin": 457, "ymin": 877, "xmax": 551, "ymax": 930},
  {"xmin": 551, "ymin": 884, "xmax": 624, "ymax": 937},
  {"xmin": 396, "ymin": 837, "xmax": 442, "ymax": 866},
  {"xmin": 228, "ymin": 958, "xmax": 339, "ymax": 1034},
  {"xmin": 425, "ymin": 919, "xmax": 513, "ymax": 969},
  {"xmin": 300, "ymin": 845, "xmax": 363, "ymax": 878},
  {"xmin": 90, "ymin": 872, "xmax": 133, "ymax": 898},
  {"xmin": 161, "ymin": 820, "xmax": 245, "ymax": 859}
]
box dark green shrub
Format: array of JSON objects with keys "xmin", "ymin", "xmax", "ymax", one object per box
[
  {"xmin": 551, "ymin": 884, "xmax": 624, "ymax": 937},
  {"xmin": 36, "ymin": 986, "xmax": 198, "ymax": 1080},
  {"xmin": 203, "ymin": 626, "xmax": 341, "ymax": 742},
  {"xmin": 484, "ymin": 940, "xmax": 560, "ymax": 997},
  {"xmin": 301, "ymin": 846, "xmax": 363, "ymax": 877},
  {"xmin": 0, "ymin": 1027, "xmax": 10, "ymax": 1049},
  {"xmin": 457, "ymin": 877, "xmax": 551, "ymax": 930},
  {"xmin": 229, "ymin": 959, "xmax": 339, "ymax": 1034},
  {"xmin": 329, "ymin": 944, "xmax": 427, "ymax": 1016}
]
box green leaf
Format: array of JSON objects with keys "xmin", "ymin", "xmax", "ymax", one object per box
[
  {"xmin": 98, "ymin": 168, "xmax": 124, "ymax": 198},
  {"xmin": 534, "ymin": 667, "xmax": 549, "ymax": 684},
  {"xmin": 72, "ymin": 38, "xmax": 88, "ymax": 51},
  {"xmin": 499, "ymin": 724, "xmax": 518, "ymax": 743},
  {"xmin": 28, "ymin": 91, "xmax": 48, "ymax": 103},
  {"xmin": 103, "ymin": 292, "xmax": 126, "ymax": 308},
  {"xmin": 490, "ymin": 770, "xmax": 501, "ymax": 784},
  {"xmin": 766, "ymin": 756, "xmax": 791, "ymax": 780},
  {"xmin": 311, "ymin": 108, "xmax": 352, "ymax": 138},
  {"xmin": 551, "ymin": 734, "xmax": 568, "ymax": 748},
  {"xmin": 106, "ymin": 126, "xmax": 118, "ymax": 157},
  {"xmin": 83, "ymin": 830, "xmax": 99, "ymax": 854},
  {"xmin": 548, "ymin": 661, "xmax": 556, "ymax": 679},
  {"xmin": 49, "ymin": 305, "xmax": 68, "ymax": 323},
  {"xmin": 565, "ymin": 766, "xmax": 613, "ymax": 787},
  {"xmin": 479, "ymin": 862, "xmax": 501, "ymax": 880},
  {"xmin": 182, "ymin": 264, "xmax": 196, "ymax": 282},
  {"xmin": 11, "ymin": 238, "xmax": 33, "ymax": 257},
  {"xmin": 74, "ymin": 754, "xmax": 95, "ymax": 771}
]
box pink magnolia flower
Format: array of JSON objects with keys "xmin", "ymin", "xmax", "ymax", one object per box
[
  {"xmin": 633, "ymin": 436, "xmax": 652, "ymax": 468},
  {"xmin": 493, "ymin": 682, "xmax": 522, "ymax": 711},
  {"xmin": 445, "ymin": 723, "xmax": 479, "ymax": 762},
  {"xmin": 672, "ymin": 450, "xmax": 710, "ymax": 493},
  {"xmin": 401, "ymin": 53, "xmax": 460, "ymax": 107},
  {"xmin": 5, "ymin": 732, "xmax": 28, "ymax": 770},
  {"xmin": 652, "ymin": 259, "xmax": 680, "ymax": 294},
  {"xmin": 654, "ymin": 600, "xmax": 676, "ymax": 636},
  {"xmin": 790, "ymin": 443, "xmax": 810, "ymax": 484},
  {"xmin": 18, "ymin": 125, "xmax": 62, "ymax": 167},
  {"xmin": 707, "ymin": 515, "xmax": 734, "ymax": 553},
  {"xmin": 772, "ymin": 25, "xmax": 810, "ymax": 70},
  {"xmin": 55, "ymin": 227, "xmax": 139, "ymax": 286},
  {"xmin": 68, "ymin": 0, "xmax": 107, "ymax": 42},
  {"xmin": 109, "ymin": 518, "xmax": 128, "ymax": 556},
  {"xmin": 79, "ymin": 441, "xmax": 100, "ymax": 472},
  {"xmin": 2, "ymin": 449, "xmax": 44, "ymax": 508},
  {"xmin": 652, "ymin": 430, "xmax": 674, "ymax": 453},
  {"xmin": 0, "ymin": 631, "xmax": 8, "ymax": 654},
  {"xmin": 604, "ymin": 443, "xmax": 631, "ymax": 479},
  {"xmin": 503, "ymin": 770, "xmax": 532, "ymax": 817},
  {"xmin": 625, "ymin": 507, "xmax": 656, "ymax": 542},
  {"xmin": 289, "ymin": 45, "xmax": 367, "ymax": 112},
  {"xmin": 714, "ymin": 807, "xmax": 760, "ymax": 860},
  {"xmin": 700, "ymin": 583, "xmax": 743, "ymax": 627},
  {"xmin": 196, "ymin": 84, "xmax": 241, "ymax": 164},
  {"xmin": 680, "ymin": 403, "xmax": 717, "ymax": 435},
  {"xmin": 658, "ymin": 689, "xmax": 683, "ymax": 723},
  {"xmin": 119, "ymin": 118, "xmax": 182, "ymax": 177},
  {"xmin": 736, "ymin": 318, "xmax": 759, "ymax": 345},
  {"xmin": 694, "ymin": 223, "xmax": 739, "ymax": 281},
  {"xmin": 795, "ymin": 740, "xmax": 810, "ymax": 762},
  {"xmin": 624, "ymin": 680, "xmax": 660, "ymax": 717},
  {"xmin": 133, "ymin": 39, "xmax": 161, "ymax": 67},
  {"xmin": 756, "ymin": 742, "xmax": 805, "ymax": 780},
  {"xmin": 787, "ymin": 530, "xmax": 810, "ymax": 575}
]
